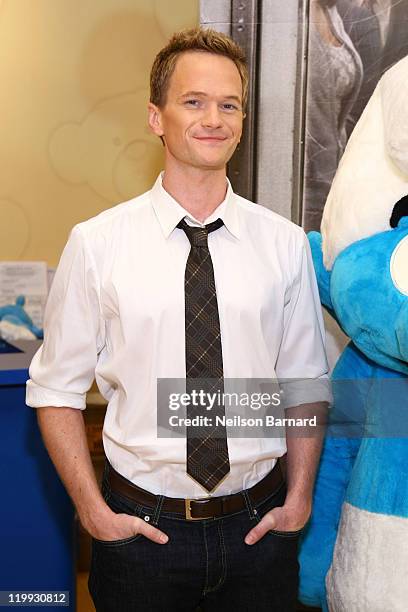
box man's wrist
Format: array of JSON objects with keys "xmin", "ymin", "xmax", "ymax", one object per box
[
  {"xmin": 282, "ymin": 494, "xmax": 312, "ymax": 528},
  {"xmin": 284, "ymin": 489, "xmax": 312, "ymax": 514},
  {"xmin": 80, "ymin": 501, "xmax": 113, "ymax": 537}
]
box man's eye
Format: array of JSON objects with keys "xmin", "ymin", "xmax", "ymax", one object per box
[
  {"xmin": 185, "ymin": 100, "xmax": 200, "ymax": 107},
  {"xmin": 221, "ymin": 103, "xmax": 239, "ymax": 111}
]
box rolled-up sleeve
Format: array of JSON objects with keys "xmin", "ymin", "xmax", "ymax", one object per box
[
  {"xmin": 276, "ymin": 231, "xmax": 332, "ymax": 408},
  {"xmin": 26, "ymin": 225, "xmax": 105, "ymax": 409}
]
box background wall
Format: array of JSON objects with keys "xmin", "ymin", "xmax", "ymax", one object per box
[
  {"xmin": 0, "ymin": 0, "xmax": 198, "ymax": 266},
  {"xmin": 200, "ymin": 0, "xmax": 303, "ymax": 221}
]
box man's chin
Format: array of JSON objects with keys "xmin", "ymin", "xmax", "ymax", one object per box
[
  {"xmin": 192, "ymin": 152, "xmax": 235, "ymax": 171},
  {"xmin": 197, "ymin": 160, "xmax": 228, "ymax": 171}
]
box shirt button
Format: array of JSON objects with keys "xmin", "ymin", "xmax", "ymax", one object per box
[{"xmin": 144, "ymin": 515, "xmax": 150, "ymax": 522}]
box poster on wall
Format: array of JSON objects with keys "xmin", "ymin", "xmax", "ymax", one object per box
[{"xmin": 302, "ymin": 0, "xmax": 408, "ymax": 232}]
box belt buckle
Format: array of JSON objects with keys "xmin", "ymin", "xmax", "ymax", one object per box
[{"xmin": 185, "ymin": 497, "xmax": 212, "ymax": 520}]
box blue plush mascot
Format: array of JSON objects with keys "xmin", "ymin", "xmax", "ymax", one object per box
[{"xmin": 299, "ymin": 56, "xmax": 408, "ymax": 611}]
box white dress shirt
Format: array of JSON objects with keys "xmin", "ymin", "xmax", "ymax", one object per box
[{"xmin": 26, "ymin": 173, "xmax": 329, "ymax": 497}]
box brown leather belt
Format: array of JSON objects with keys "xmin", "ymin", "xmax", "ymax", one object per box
[{"xmin": 107, "ymin": 460, "xmax": 284, "ymax": 521}]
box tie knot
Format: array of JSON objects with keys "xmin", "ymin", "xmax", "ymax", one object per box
[{"xmin": 177, "ymin": 218, "xmax": 223, "ymax": 247}]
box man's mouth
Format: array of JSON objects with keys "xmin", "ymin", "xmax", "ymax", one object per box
[{"xmin": 193, "ymin": 136, "xmax": 228, "ymax": 142}]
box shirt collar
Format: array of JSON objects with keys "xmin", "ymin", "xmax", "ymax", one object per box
[{"xmin": 150, "ymin": 172, "xmax": 240, "ymax": 239}]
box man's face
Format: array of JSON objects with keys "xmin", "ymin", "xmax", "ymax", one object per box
[{"xmin": 148, "ymin": 51, "xmax": 244, "ymax": 172}]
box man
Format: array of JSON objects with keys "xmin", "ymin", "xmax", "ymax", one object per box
[{"xmin": 26, "ymin": 28, "xmax": 329, "ymax": 611}]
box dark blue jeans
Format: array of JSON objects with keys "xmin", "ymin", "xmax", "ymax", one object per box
[{"xmin": 88, "ymin": 470, "xmax": 301, "ymax": 611}]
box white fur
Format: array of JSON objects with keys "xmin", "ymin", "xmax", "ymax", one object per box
[{"xmin": 326, "ymin": 503, "xmax": 408, "ymax": 611}]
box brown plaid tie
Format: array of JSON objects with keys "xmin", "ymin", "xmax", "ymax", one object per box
[{"xmin": 177, "ymin": 218, "xmax": 230, "ymax": 492}]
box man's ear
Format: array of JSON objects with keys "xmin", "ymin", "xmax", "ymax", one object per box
[{"xmin": 148, "ymin": 102, "xmax": 164, "ymax": 137}]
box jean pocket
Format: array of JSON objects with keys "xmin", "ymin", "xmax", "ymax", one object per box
[
  {"xmin": 93, "ymin": 533, "xmax": 142, "ymax": 547},
  {"xmin": 253, "ymin": 486, "xmax": 303, "ymax": 539},
  {"xmin": 267, "ymin": 528, "xmax": 303, "ymax": 539},
  {"xmin": 95, "ymin": 488, "xmax": 145, "ymax": 546}
]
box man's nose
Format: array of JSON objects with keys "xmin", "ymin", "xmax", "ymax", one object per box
[{"xmin": 201, "ymin": 103, "xmax": 222, "ymax": 128}]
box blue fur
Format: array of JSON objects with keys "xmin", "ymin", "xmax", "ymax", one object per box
[
  {"xmin": 331, "ymin": 218, "xmax": 408, "ymax": 374},
  {"xmin": 298, "ymin": 219, "xmax": 408, "ymax": 608}
]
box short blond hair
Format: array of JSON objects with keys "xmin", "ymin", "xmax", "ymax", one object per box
[{"xmin": 150, "ymin": 27, "xmax": 248, "ymax": 110}]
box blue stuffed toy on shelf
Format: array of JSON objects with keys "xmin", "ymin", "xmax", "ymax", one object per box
[
  {"xmin": 298, "ymin": 56, "xmax": 408, "ymax": 611},
  {"xmin": 0, "ymin": 295, "xmax": 43, "ymax": 340}
]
